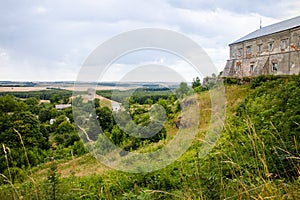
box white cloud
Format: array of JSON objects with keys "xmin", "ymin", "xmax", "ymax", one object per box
[
  {"xmin": 0, "ymin": 49, "xmax": 9, "ymax": 61},
  {"xmin": 34, "ymin": 6, "xmax": 47, "ymax": 15}
]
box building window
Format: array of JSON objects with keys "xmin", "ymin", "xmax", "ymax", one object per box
[
  {"xmin": 268, "ymin": 43, "xmax": 274, "ymax": 51},
  {"xmin": 258, "ymin": 44, "xmax": 263, "ymax": 53},
  {"xmin": 250, "ymin": 64, "xmax": 254, "ymax": 72},
  {"xmin": 272, "ymin": 63, "xmax": 278, "ymax": 71},
  {"xmin": 281, "ymin": 39, "xmax": 288, "ymax": 50},
  {"xmin": 246, "ymin": 46, "xmax": 251, "ymax": 54},
  {"xmin": 236, "ymin": 62, "xmax": 242, "ymax": 72},
  {"xmin": 238, "ymin": 48, "xmax": 243, "ymax": 57}
]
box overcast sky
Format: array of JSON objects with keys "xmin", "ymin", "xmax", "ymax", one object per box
[{"xmin": 0, "ymin": 0, "xmax": 300, "ymax": 81}]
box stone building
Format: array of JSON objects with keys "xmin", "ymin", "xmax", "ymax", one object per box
[
  {"xmin": 55, "ymin": 104, "xmax": 71, "ymax": 110},
  {"xmin": 223, "ymin": 16, "xmax": 300, "ymax": 77}
]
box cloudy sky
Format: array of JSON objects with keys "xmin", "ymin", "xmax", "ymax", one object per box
[{"xmin": 0, "ymin": 0, "xmax": 300, "ymax": 81}]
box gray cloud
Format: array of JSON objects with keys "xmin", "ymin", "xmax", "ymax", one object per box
[
  {"xmin": 167, "ymin": 0, "xmax": 291, "ymax": 18},
  {"xmin": 0, "ymin": 0, "xmax": 299, "ymax": 81}
]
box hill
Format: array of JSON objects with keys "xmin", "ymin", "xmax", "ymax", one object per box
[{"xmin": 0, "ymin": 76, "xmax": 299, "ymax": 199}]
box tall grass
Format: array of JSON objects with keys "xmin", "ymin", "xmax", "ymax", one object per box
[{"xmin": 216, "ymin": 120, "xmax": 299, "ymax": 199}]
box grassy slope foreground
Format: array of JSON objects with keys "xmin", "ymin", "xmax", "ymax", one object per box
[{"xmin": 0, "ymin": 76, "xmax": 300, "ymax": 199}]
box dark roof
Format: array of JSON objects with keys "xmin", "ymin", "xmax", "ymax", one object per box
[{"xmin": 230, "ymin": 16, "xmax": 300, "ymax": 45}]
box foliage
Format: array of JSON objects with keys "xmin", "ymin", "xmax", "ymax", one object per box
[
  {"xmin": 97, "ymin": 88, "xmax": 174, "ymax": 104},
  {"xmin": 250, "ymin": 74, "xmax": 279, "ymax": 88},
  {"xmin": 0, "ymin": 89, "xmax": 72, "ymax": 102},
  {"xmin": 223, "ymin": 77, "xmax": 241, "ymax": 85},
  {"xmin": 0, "ymin": 76, "xmax": 300, "ymax": 199},
  {"xmin": 237, "ymin": 76, "xmax": 299, "ymax": 178},
  {"xmin": 96, "ymin": 106, "xmax": 115, "ymax": 133},
  {"xmin": 53, "ymin": 120, "xmax": 80, "ymax": 147},
  {"xmin": 0, "ymin": 94, "xmax": 85, "ymax": 178},
  {"xmin": 46, "ymin": 159, "xmax": 60, "ymax": 200},
  {"xmin": 192, "ymin": 76, "xmax": 201, "ymax": 89},
  {"xmin": 175, "ymin": 82, "xmax": 191, "ymax": 98},
  {"xmin": 199, "ymin": 75, "xmax": 300, "ymax": 198}
]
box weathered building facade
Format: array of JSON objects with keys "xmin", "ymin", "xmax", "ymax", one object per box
[{"xmin": 223, "ymin": 16, "xmax": 300, "ymax": 77}]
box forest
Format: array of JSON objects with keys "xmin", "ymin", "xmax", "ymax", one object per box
[{"xmin": 0, "ymin": 75, "xmax": 299, "ymax": 199}]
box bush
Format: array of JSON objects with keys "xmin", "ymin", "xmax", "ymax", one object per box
[{"xmin": 250, "ymin": 75, "xmax": 279, "ymax": 88}]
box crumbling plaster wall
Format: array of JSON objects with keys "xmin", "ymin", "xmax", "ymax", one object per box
[{"xmin": 224, "ymin": 27, "xmax": 300, "ymax": 77}]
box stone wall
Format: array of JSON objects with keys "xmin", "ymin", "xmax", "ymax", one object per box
[{"xmin": 223, "ymin": 27, "xmax": 300, "ymax": 77}]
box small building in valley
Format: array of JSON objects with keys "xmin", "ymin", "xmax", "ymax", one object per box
[
  {"xmin": 223, "ymin": 16, "xmax": 300, "ymax": 77},
  {"xmin": 55, "ymin": 104, "xmax": 71, "ymax": 110}
]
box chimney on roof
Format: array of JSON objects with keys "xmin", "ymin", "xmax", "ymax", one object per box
[{"xmin": 260, "ymin": 18, "xmax": 262, "ymax": 29}]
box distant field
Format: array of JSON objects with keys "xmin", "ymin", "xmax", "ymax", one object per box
[
  {"xmin": 0, "ymin": 87, "xmax": 50, "ymax": 92},
  {"xmin": 0, "ymin": 86, "xmax": 121, "ymax": 106},
  {"xmin": 0, "ymin": 86, "xmax": 132, "ymax": 92},
  {"xmin": 64, "ymin": 86, "xmax": 133, "ymax": 91}
]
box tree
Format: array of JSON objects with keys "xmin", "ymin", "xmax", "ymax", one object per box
[
  {"xmin": 11, "ymin": 111, "xmax": 45, "ymax": 148},
  {"xmin": 94, "ymin": 98, "xmax": 100, "ymax": 108},
  {"xmin": 192, "ymin": 77, "xmax": 201, "ymax": 89},
  {"xmin": 110, "ymin": 125, "xmax": 125, "ymax": 145},
  {"xmin": 0, "ymin": 95, "xmax": 28, "ymax": 113},
  {"xmin": 62, "ymin": 107, "xmax": 74, "ymax": 122},
  {"xmin": 157, "ymin": 98, "xmax": 172, "ymax": 115},
  {"xmin": 147, "ymin": 98, "xmax": 153, "ymax": 106},
  {"xmin": 192, "ymin": 77, "xmax": 204, "ymax": 93},
  {"xmin": 25, "ymin": 97, "xmax": 40, "ymax": 114},
  {"xmin": 175, "ymin": 82, "xmax": 191, "ymax": 99},
  {"xmin": 150, "ymin": 104, "xmax": 166, "ymax": 122},
  {"xmin": 39, "ymin": 108, "xmax": 52, "ymax": 123},
  {"xmin": 50, "ymin": 94, "xmax": 61, "ymax": 104},
  {"xmin": 96, "ymin": 107, "xmax": 115, "ymax": 132},
  {"xmin": 53, "ymin": 120, "xmax": 79, "ymax": 147}
]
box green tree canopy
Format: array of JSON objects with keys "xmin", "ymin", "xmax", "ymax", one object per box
[{"xmin": 175, "ymin": 82, "xmax": 191, "ymax": 99}]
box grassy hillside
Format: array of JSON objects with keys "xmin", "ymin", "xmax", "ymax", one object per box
[{"xmin": 0, "ymin": 76, "xmax": 299, "ymax": 199}]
